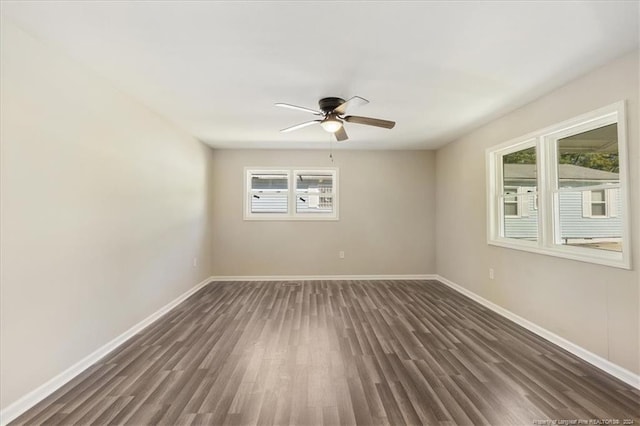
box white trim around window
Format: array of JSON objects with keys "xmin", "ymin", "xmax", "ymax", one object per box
[
  {"xmin": 244, "ymin": 167, "xmax": 339, "ymax": 221},
  {"xmin": 486, "ymin": 101, "xmax": 631, "ymax": 269}
]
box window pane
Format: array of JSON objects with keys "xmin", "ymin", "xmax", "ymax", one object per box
[
  {"xmin": 296, "ymin": 195, "xmax": 334, "ymax": 213},
  {"xmin": 557, "ymin": 124, "xmax": 619, "ymax": 189},
  {"xmin": 591, "ymin": 203, "xmax": 606, "ymax": 217},
  {"xmin": 251, "ymin": 173, "xmax": 288, "ymax": 191},
  {"xmin": 503, "ymin": 187, "xmax": 518, "ymax": 217},
  {"xmin": 295, "ymin": 172, "xmax": 334, "ymax": 214},
  {"xmin": 558, "ymin": 189, "xmax": 621, "ymax": 252},
  {"xmin": 557, "ymin": 124, "xmax": 621, "ymax": 252},
  {"xmin": 591, "ymin": 189, "xmax": 605, "ymax": 202},
  {"xmin": 251, "ymin": 193, "xmax": 288, "ymax": 213},
  {"xmin": 296, "ymin": 173, "xmax": 333, "ymax": 192},
  {"xmin": 249, "ymin": 172, "xmax": 288, "ymax": 214},
  {"xmin": 502, "ymin": 147, "xmax": 538, "ymax": 241},
  {"xmin": 504, "ymin": 203, "xmax": 518, "ymax": 216}
]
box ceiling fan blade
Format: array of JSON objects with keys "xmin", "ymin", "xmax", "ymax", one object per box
[
  {"xmin": 344, "ymin": 115, "xmax": 395, "ymax": 129},
  {"xmin": 280, "ymin": 120, "xmax": 321, "ymax": 133},
  {"xmin": 334, "ymin": 126, "xmax": 348, "ymax": 141},
  {"xmin": 275, "ymin": 103, "xmax": 322, "ymax": 115},
  {"xmin": 333, "ymin": 96, "xmax": 369, "ymax": 115}
]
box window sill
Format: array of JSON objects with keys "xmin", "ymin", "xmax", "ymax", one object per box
[
  {"xmin": 487, "ymin": 238, "xmax": 630, "ymax": 270},
  {"xmin": 244, "ymin": 215, "xmax": 339, "ymax": 221}
]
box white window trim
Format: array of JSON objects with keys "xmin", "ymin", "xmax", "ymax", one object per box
[
  {"xmin": 294, "ymin": 169, "xmax": 336, "ymax": 215},
  {"xmin": 489, "ymin": 138, "xmax": 539, "ymax": 247},
  {"xmin": 244, "ymin": 167, "xmax": 339, "ymax": 221},
  {"xmin": 486, "ymin": 101, "xmax": 631, "ymax": 269}
]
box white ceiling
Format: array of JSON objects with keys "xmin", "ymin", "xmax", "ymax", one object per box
[{"xmin": 2, "ymin": 1, "xmax": 638, "ymax": 150}]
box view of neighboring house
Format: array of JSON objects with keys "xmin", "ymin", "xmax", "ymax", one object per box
[
  {"xmin": 249, "ymin": 171, "xmax": 335, "ymax": 215},
  {"xmin": 503, "ymin": 163, "xmax": 621, "ymax": 250}
]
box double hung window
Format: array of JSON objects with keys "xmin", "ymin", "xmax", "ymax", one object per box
[
  {"xmin": 248, "ymin": 171, "xmax": 289, "ymax": 214},
  {"xmin": 245, "ymin": 168, "xmax": 338, "ymax": 220},
  {"xmin": 487, "ymin": 102, "xmax": 630, "ymax": 269}
]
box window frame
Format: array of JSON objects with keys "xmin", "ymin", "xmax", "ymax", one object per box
[
  {"xmin": 246, "ymin": 169, "xmax": 290, "ymax": 216},
  {"xmin": 486, "ymin": 101, "xmax": 631, "ymax": 269},
  {"xmin": 244, "ymin": 167, "xmax": 339, "ymax": 221},
  {"xmin": 489, "ymin": 138, "xmax": 540, "ymax": 249},
  {"xmin": 293, "ymin": 169, "xmax": 337, "ymax": 216}
]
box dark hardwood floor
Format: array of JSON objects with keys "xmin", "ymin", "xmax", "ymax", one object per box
[{"xmin": 10, "ymin": 279, "xmax": 640, "ymax": 425}]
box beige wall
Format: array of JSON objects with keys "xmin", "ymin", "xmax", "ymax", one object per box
[
  {"xmin": 435, "ymin": 51, "xmax": 640, "ymax": 374},
  {"xmin": 0, "ymin": 19, "xmax": 215, "ymax": 409},
  {"xmin": 210, "ymin": 149, "xmax": 436, "ymax": 276}
]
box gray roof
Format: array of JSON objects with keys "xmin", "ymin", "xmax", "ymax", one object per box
[{"xmin": 504, "ymin": 164, "xmax": 619, "ymax": 181}]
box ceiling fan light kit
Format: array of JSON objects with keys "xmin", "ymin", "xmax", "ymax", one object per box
[
  {"xmin": 320, "ymin": 114, "xmax": 343, "ymax": 133},
  {"xmin": 276, "ymin": 96, "xmax": 395, "ymax": 142}
]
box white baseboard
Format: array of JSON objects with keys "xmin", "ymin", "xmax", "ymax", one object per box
[
  {"xmin": 210, "ymin": 274, "xmax": 437, "ymax": 281},
  {"xmin": 0, "ymin": 276, "xmax": 214, "ymax": 426},
  {"xmin": 435, "ymin": 274, "xmax": 640, "ymax": 390}
]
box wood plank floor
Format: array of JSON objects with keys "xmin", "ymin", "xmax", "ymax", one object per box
[{"xmin": 10, "ymin": 280, "xmax": 640, "ymax": 425}]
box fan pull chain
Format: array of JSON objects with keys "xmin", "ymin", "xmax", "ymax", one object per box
[{"xmin": 329, "ymin": 134, "xmax": 334, "ymax": 163}]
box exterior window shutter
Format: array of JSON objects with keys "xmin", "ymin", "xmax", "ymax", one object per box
[
  {"xmin": 582, "ymin": 190, "xmax": 591, "ymax": 218},
  {"xmin": 517, "ymin": 187, "xmax": 529, "ymax": 217},
  {"xmin": 607, "ymin": 188, "xmax": 618, "ymax": 218},
  {"xmin": 309, "ymin": 187, "xmax": 320, "ymax": 208}
]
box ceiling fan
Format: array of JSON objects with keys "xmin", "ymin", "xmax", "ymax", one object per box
[{"xmin": 275, "ymin": 96, "xmax": 395, "ymax": 141}]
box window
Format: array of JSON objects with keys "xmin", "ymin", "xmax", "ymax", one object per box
[
  {"xmin": 503, "ymin": 187, "xmax": 519, "ymax": 217},
  {"xmin": 245, "ymin": 168, "xmax": 338, "ymax": 220},
  {"xmin": 248, "ymin": 171, "xmax": 289, "ymax": 214},
  {"xmin": 582, "ymin": 189, "xmax": 618, "ymax": 218},
  {"xmin": 587, "ymin": 190, "xmax": 607, "ymax": 217},
  {"xmin": 487, "ymin": 102, "xmax": 630, "ymax": 269},
  {"xmin": 498, "ymin": 143, "xmax": 538, "ymax": 241},
  {"xmin": 295, "ymin": 171, "xmax": 335, "ymax": 214}
]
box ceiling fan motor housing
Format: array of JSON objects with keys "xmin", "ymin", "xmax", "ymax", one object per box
[{"xmin": 319, "ymin": 97, "xmax": 345, "ymax": 114}]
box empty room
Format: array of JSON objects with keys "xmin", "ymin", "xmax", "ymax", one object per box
[{"xmin": 1, "ymin": 1, "xmax": 638, "ymax": 425}]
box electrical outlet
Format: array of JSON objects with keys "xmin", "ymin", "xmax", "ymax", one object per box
[
  {"xmin": 193, "ymin": 258, "xmax": 198, "ymax": 267},
  {"xmin": 339, "ymin": 251, "xmax": 345, "ymax": 259},
  {"xmin": 489, "ymin": 268, "xmax": 494, "ymax": 280}
]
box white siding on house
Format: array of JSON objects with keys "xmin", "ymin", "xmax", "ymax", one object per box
[
  {"xmin": 559, "ymin": 188, "xmax": 622, "ymax": 239},
  {"xmin": 295, "ymin": 197, "xmax": 333, "ymax": 213},
  {"xmin": 504, "ymin": 192, "xmax": 538, "ymax": 239},
  {"xmin": 250, "ymin": 195, "xmax": 333, "ymax": 213},
  {"xmin": 250, "ymin": 194, "xmax": 288, "ymax": 213},
  {"xmin": 504, "ymin": 187, "xmax": 622, "ymax": 240}
]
